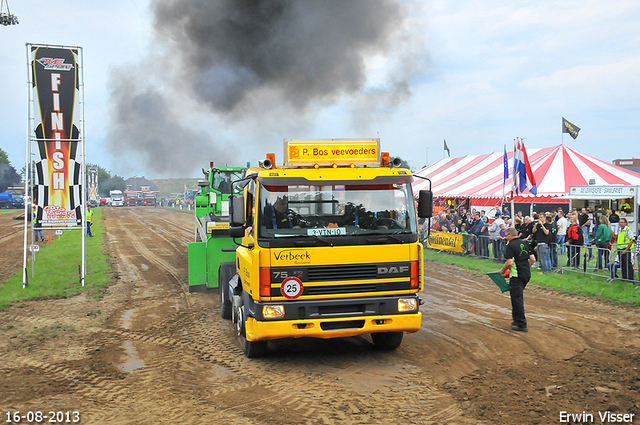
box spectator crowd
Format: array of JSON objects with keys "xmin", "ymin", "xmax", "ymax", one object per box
[{"xmin": 421, "ymin": 204, "xmax": 639, "ymax": 283}]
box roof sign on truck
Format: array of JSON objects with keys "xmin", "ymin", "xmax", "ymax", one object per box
[{"xmin": 283, "ymin": 139, "xmax": 380, "ymax": 167}]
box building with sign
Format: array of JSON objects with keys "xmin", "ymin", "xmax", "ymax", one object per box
[
  {"xmin": 125, "ymin": 176, "xmax": 158, "ymax": 192},
  {"xmin": 613, "ymin": 158, "xmax": 640, "ymax": 174},
  {"xmin": 568, "ymin": 185, "xmax": 638, "ymax": 229}
]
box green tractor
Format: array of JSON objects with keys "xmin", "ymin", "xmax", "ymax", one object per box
[{"xmin": 188, "ymin": 163, "xmax": 246, "ymax": 292}]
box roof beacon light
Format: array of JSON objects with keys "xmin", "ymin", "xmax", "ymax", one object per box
[
  {"xmin": 263, "ymin": 153, "xmax": 276, "ymax": 169},
  {"xmin": 381, "ymin": 152, "xmax": 390, "ymax": 167},
  {"xmin": 210, "ymin": 161, "xmax": 214, "ymax": 168}
]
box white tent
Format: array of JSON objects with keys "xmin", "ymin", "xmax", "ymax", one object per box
[{"xmin": 413, "ymin": 145, "xmax": 640, "ymax": 204}]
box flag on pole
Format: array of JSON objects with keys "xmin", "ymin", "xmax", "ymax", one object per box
[
  {"xmin": 512, "ymin": 140, "xmax": 537, "ymax": 195},
  {"xmin": 503, "ymin": 145, "xmax": 509, "ymax": 184},
  {"xmin": 513, "ymin": 140, "xmax": 521, "ymax": 190},
  {"xmin": 562, "ymin": 117, "xmax": 580, "ymax": 139},
  {"xmin": 444, "ymin": 139, "xmax": 450, "ymax": 157}
]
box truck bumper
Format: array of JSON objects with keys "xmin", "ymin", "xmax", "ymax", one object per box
[{"xmin": 245, "ymin": 312, "xmax": 421, "ymax": 342}]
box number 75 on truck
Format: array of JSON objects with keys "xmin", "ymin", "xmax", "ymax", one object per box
[{"xmin": 220, "ymin": 139, "xmax": 433, "ymax": 357}]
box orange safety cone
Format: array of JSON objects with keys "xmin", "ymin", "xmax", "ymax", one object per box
[{"xmin": 47, "ymin": 235, "xmax": 52, "ymax": 244}]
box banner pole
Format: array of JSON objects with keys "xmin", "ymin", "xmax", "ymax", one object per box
[
  {"xmin": 23, "ymin": 43, "xmax": 31, "ymax": 288},
  {"xmin": 79, "ymin": 46, "xmax": 86, "ymax": 286},
  {"xmin": 511, "ymin": 139, "xmax": 517, "ymax": 226},
  {"xmin": 502, "ymin": 144, "xmax": 506, "ymax": 213}
]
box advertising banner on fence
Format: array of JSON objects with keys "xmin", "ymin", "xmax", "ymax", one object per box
[
  {"xmin": 31, "ymin": 46, "xmax": 83, "ymax": 226},
  {"xmin": 426, "ymin": 231, "xmax": 465, "ymax": 253}
]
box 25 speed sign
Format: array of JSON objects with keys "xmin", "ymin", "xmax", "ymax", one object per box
[{"xmin": 280, "ymin": 277, "xmax": 304, "ymax": 299}]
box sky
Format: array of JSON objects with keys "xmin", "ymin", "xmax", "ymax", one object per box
[{"xmin": 1, "ymin": 0, "xmax": 640, "ymax": 179}]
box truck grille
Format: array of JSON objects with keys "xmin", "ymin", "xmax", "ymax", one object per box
[
  {"xmin": 270, "ymin": 281, "xmax": 410, "ymax": 297},
  {"xmin": 306, "ymin": 264, "xmax": 377, "ymax": 281},
  {"xmin": 269, "ymin": 262, "xmax": 412, "ymax": 298}
]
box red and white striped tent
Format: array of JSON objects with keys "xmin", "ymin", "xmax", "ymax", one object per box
[{"xmin": 412, "ymin": 144, "xmax": 640, "ymax": 206}]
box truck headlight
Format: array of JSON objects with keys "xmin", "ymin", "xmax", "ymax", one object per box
[
  {"xmin": 398, "ymin": 298, "xmax": 417, "ymax": 312},
  {"xmin": 263, "ymin": 305, "xmax": 284, "ymax": 319}
]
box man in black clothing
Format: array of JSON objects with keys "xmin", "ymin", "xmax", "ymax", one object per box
[
  {"xmin": 265, "ymin": 196, "xmax": 302, "ymax": 229},
  {"xmin": 545, "ymin": 213, "xmax": 558, "ymax": 268},
  {"xmin": 531, "ymin": 214, "xmax": 551, "ymax": 272},
  {"xmin": 468, "ymin": 213, "xmax": 483, "ymax": 255},
  {"xmin": 609, "ymin": 210, "xmax": 620, "ymax": 234},
  {"xmin": 521, "ymin": 216, "xmax": 534, "ymax": 242},
  {"xmin": 500, "ymin": 227, "xmax": 536, "ymax": 332}
]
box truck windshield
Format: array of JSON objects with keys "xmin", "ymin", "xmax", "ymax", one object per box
[
  {"xmin": 258, "ymin": 179, "xmax": 417, "ymax": 240},
  {"xmin": 212, "ymin": 170, "xmax": 244, "ymax": 195}
]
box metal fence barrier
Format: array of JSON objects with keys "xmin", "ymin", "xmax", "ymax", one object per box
[{"xmin": 423, "ymin": 232, "xmax": 639, "ymax": 285}]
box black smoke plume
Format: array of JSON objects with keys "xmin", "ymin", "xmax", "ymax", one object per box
[
  {"xmin": 107, "ymin": 0, "xmax": 416, "ymax": 177},
  {"xmin": 152, "ymin": 0, "xmax": 404, "ymax": 112}
]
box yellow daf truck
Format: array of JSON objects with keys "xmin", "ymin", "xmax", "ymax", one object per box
[{"xmin": 220, "ymin": 139, "xmax": 432, "ymax": 357}]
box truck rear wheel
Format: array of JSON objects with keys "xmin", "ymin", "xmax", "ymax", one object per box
[
  {"xmin": 236, "ymin": 306, "xmax": 268, "ymax": 358},
  {"xmin": 218, "ymin": 263, "xmax": 234, "ymax": 320},
  {"xmin": 371, "ymin": 332, "xmax": 403, "ymax": 350}
]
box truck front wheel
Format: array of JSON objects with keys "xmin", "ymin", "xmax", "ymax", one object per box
[
  {"xmin": 236, "ymin": 306, "xmax": 268, "ymax": 358},
  {"xmin": 218, "ymin": 264, "xmax": 234, "ymax": 320},
  {"xmin": 371, "ymin": 332, "xmax": 403, "ymax": 350}
]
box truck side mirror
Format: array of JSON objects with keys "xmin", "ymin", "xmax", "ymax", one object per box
[
  {"xmin": 229, "ymin": 195, "xmax": 245, "ymax": 227},
  {"xmin": 417, "ymin": 190, "xmax": 433, "ymax": 218},
  {"xmin": 229, "ymin": 226, "xmax": 245, "ymax": 238}
]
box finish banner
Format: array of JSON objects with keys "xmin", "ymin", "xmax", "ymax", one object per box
[
  {"xmin": 31, "ymin": 46, "xmax": 83, "ymax": 226},
  {"xmin": 426, "ymin": 231, "xmax": 465, "ymax": 253}
]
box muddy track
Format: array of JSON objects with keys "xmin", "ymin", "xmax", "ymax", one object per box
[{"xmin": 0, "ymin": 207, "xmax": 638, "ymax": 424}]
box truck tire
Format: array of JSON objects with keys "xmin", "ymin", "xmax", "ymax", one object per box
[
  {"xmin": 218, "ymin": 263, "xmax": 234, "ymax": 320},
  {"xmin": 236, "ymin": 306, "xmax": 268, "ymax": 358},
  {"xmin": 371, "ymin": 332, "xmax": 403, "ymax": 350}
]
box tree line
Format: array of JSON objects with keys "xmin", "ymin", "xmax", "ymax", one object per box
[{"xmin": 0, "ymin": 148, "xmax": 126, "ymax": 196}]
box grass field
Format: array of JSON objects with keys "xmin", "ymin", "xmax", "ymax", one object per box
[
  {"xmin": 424, "ymin": 249, "xmax": 640, "ymax": 306},
  {"xmin": 0, "ymin": 208, "xmax": 112, "ymax": 311},
  {"xmin": 2, "ymin": 213, "xmax": 637, "ymax": 310}
]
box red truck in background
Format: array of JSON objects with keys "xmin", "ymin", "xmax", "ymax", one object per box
[
  {"xmin": 142, "ymin": 192, "xmax": 156, "ymax": 206},
  {"xmin": 124, "ymin": 191, "xmax": 139, "ymax": 206}
]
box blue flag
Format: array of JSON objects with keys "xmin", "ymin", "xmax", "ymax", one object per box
[{"xmin": 503, "ymin": 145, "xmax": 509, "ymax": 184}]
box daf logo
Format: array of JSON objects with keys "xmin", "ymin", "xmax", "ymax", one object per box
[{"xmin": 378, "ymin": 266, "xmax": 409, "ymax": 274}]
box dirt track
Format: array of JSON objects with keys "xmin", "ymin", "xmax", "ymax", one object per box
[{"xmin": 1, "ymin": 207, "xmax": 639, "ymax": 424}]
